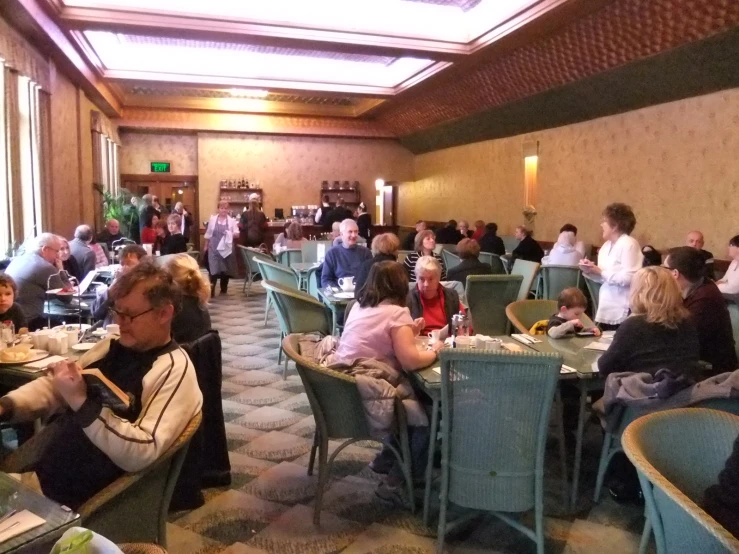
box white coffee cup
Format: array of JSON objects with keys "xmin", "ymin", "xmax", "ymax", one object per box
[
  {"xmin": 455, "ymin": 336, "xmax": 472, "ymax": 348},
  {"xmin": 65, "ymin": 329, "xmax": 80, "ymax": 347},
  {"xmin": 143, "ymin": 244, "xmax": 153, "ymax": 256},
  {"xmin": 485, "ymin": 338, "xmax": 503, "ymax": 351},
  {"xmin": 32, "ymin": 329, "xmax": 52, "ymax": 350},
  {"xmin": 428, "ymin": 330, "xmax": 441, "ymax": 344},
  {"xmin": 106, "ymin": 324, "xmax": 120, "ymax": 336}
]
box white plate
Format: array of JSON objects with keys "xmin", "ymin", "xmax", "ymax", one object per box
[
  {"xmin": 92, "ymin": 330, "xmax": 107, "ymax": 337},
  {"xmin": 333, "ymin": 291, "xmax": 355, "ymax": 299},
  {"xmin": 0, "ymin": 349, "xmax": 49, "ymax": 365},
  {"xmin": 71, "ymin": 342, "xmax": 97, "ymax": 352},
  {"xmin": 53, "ymin": 324, "xmax": 92, "ymax": 332},
  {"xmin": 46, "ymin": 288, "xmax": 77, "ymax": 296}
]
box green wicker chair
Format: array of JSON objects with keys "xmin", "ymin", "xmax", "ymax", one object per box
[
  {"xmin": 277, "ymin": 248, "xmax": 303, "ymax": 267},
  {"xmin": 623, "ymin": 409, "xmax": 739, "ymax": 554},
  {"xmin": 584, "ymin": 276, "xmax": 602, "ymax": 319},
  {"xmin": 501, "ymin": 236, "xmax": 519, "ymax": 254},
  {"xmin": 2, "ymin": 412, "xmax": 201, "ymax": 547},
  {"xmin": 306, "ymin": 266, "xmax": 321, "ymax": 300},
  {"xmin": 282, "ymin": 334, "xmax": 414, "ymax": 525},
  {"xmin": 465, "ymin": 275, "xmax": 523, "ymax": 336},
  {"xmin": 436, "ymin": 348, "xmax": 562, "ymax": 554},
  {"xmin": 441, "ymin": 250, "xmax": 462, "ymax": 271},
  {"xmin": 238, "ymin": 246, "xmax": 270, "ymax": 297},
  {"xmin": 506, "ymin": 299, "xmax": 595, "ymax": 335},
  {"xmin": 262, "ymin": 281, "xmax": 332, "ymax": 378},
  {"xmin": 510, "ymin": 259, "xmax": 540, "ymax": 301},
  {"xmin": 478, "ymin": 252, "xmax": 507, "ymax": 274},
  {"xmin": 539, "ymin": 265, "xmax": 583, "ymax": 300},
  {"xmin": 254, "ymin": 258, "xmax": 299, "ymax": 326},
  {"xmin": 594, "ymin": 398, "xmax": 739, "ymax": 505},
  {"xmin": 301, "ymin": 240, "xmax": 333, "ymax": 263}
]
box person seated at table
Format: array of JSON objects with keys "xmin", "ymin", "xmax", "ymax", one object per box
[
  {"xmin": 597, "ymin": 266, "xmax": 700, "ymax": 378},
  {"xmin": 321, "ymin": 219, "xmax": 372, "ymax": 288},
  {"xmin": 641, "ymin": 245, "xmax": 662, "ymax": 267},
  {"xmin": 0, "ymin": 262, "xmax": 202, "ymax": 510},
  {"xmin": 580, "ymin": 203, "xmax": 643, "ymax": 330},
  {"xmin": 510, "ymin": 225, "xmax": 544, "ymax": 265},
  {"xmin": 96, "ymin": 219, "xmax": 123, "ymax": 251},
  {"xmin": 166, "ymin": 254, "xmax": 211, "ymax": 343},
  {"xmin": 408, "ymin": 256, "xmax": 463, "ymax": 335},
  {"xmin": 70, "ymin": 225, "xmax": 98, "ymax": 277},
  {"xmin": 546, "ymin": 288, "xmax": 601, "ymax": 339},
  {"xmin": 704, "ymin": 433, "xmax": 739, "ymax": 539},
  {"xmin": 335, "ymin": 261, "xmax": 441, "ymax": 504},
  {"xmin": 435, "ymin": 220, "xmax": 464, "ymax": 245},
  {"xmin": 686, "ymin": 230, "xmax": 715, "ymax": 281},
  {"xmin": 457, "ymin": 220, "xmax": 472, "ymax": 239},
  {"xmin": 153, "ymin": 219, "xmax": 170, "ymax": 254},
  {"xmin": 478, "ymin": 222, "xmax": 505, "ymax": 256},
  {"xmin": 542, "ymin": 231, "xmax": 581, "ymax": 266},
  {"xmin": 5, "ymin": 233, "xmax": 67, "ymax": 330},
  {"xmin": 446, "ymin": 238, "xmax": 491, "ymax": 284},
  {"xmin": 402, "ymin": 220, "xmax": 426, "ymax": 251},
  {"xmin": 716, "ymin": 235, "xmax": 739, "ymax": 303},
  {"xmin": 91, "ymin": 244, "xmax": 148, "ymax": 323},
  {"xmin": 161, "ymin": 214, "xmax": 188, "ymax": 256},
  {"xmin": 141, "ymin": 214, "xmax": 158, "ymax": 245},
  {"xmin": 354, "ymin": 233, "xmax": 400, "ymax": 295},
  {"xmin": 330, "ymin": 221, "xmax": 342, "ymax": 245},
  {"xmin": 560, "ymin": 223, "xmax": 586, "ymax": 257},
  {"xmin": 664, "ymin": 246, "xmax": 738, "ymax": 373},
  {"xmin": 274, "ymin": 222, "xmax": 306, "ymax": 250},
  {"xmin": 0, "ymin": 274, "xmax": 27, "ymax": 332},
  {"xmin": 403, "ymin": 230, "xmax": 447, "ymax": 281},
  {"xmin": 59, "ymin": 237, "xmax": 83, "ymax": 281},
  {"xmin": 471, "ymin": 220, "xmax": 485, "ymax": 241}
]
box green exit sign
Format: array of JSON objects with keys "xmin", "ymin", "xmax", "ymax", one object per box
[{"xmin": 150, "ymin": 162, "xmax": 171, "ymax": 173}]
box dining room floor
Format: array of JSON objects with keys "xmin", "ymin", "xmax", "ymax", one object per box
[{"xmin": 166, "ymin": 278, "xmax": 649, "ymax": 554}]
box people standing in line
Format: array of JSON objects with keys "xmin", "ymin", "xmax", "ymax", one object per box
[
  {"xmin": 173, "ymin": 202, "xmax": 194, "ymax": 242},
  {"xmin": 510, "ymin": 225, "xmax": 544, "ymax": 265},
  {"xmin": 239, "ymin": 196, "xmax": 267, "ymax": 248},
  {"xmin": 356, "ymin": 202, "xmax": 371, "ymax": 242},
  {"xmin": 204, "ymin": 201, "xmax": 240, "ymax": 297},
  {"xmin": 580, "ymin": 203, "xmax": 643, "ymax": 330},
  {"xmin": 478, "ymin": 222, "xmax": 505, "ymax": 256}
]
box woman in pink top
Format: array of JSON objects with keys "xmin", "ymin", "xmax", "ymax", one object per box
[{"xmin": 336, "ymin": 261, "xmax": 442, "ymax": 506}]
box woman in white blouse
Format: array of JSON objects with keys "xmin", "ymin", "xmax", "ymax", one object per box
[
  {"xmin": 579, "ymin": 203, "xmax": 643, "ymax": 330},
  {"xmin": 716, "ymin": 235, "xmax": 739, "ymax": 303}
]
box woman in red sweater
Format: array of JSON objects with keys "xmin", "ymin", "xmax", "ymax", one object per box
[{"xmin": 141, "ymin": 214, "xmax": 158, "ymax": 245}]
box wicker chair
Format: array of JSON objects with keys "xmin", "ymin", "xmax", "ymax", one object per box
[
  {"xmin": 539, "ymin": 265, "xmax": 583, "ymax": 300},
  {"xmin": 262, "ymin": 281, "xmax": 332, "ymax": 378},
  {"xmin": 441, "ymin": 250, "xmax": 462, "ymax": 271},
  {"xmin": 306, "ymin": 266, "xmax": 321, "ymax": 300},
  {"xmin": 277, "ymin": 248, "xmax": 303, "ymax": 267},
  {"xmin": 465, "ymin": 274, "xmax": 523, "ymax": 336},
  {"xmin": 120, "ymin": 544, "xmax": 168, "ymax": 554},
  {"xmin": 1, "ymin": 412, "xmax": 201, "ymax": 547},
  {"xmin": 506, "ymin": 299, "xmax": 595, "ymax": 335},
  {"xmin": 282, "ymin": 334, "xmax": 414, "ymax": 525},
  {"xmin": 301, "ymin": 240, "xmax": 333, "ymax": 264},
  {"xmin": 510, "ymin": 259, "xmax": 541, "ymax": 301},
  {"xmin": 238, "ymin": 246, "xmax": 270, "ymax": 297},
  {"xmin": 623, "ymin": 409, "xmax": 739, "ymax": 554},
  {"xmin": 436, "ymin": 348, "xmax": 562, "ymax": 554},
  {"xmin": 254, "ymin": 258, "xmax": 300, "ymax": 326},
  {"xmin": 478, "ymin": 252, "xmax": 508, "ymax": 274}
]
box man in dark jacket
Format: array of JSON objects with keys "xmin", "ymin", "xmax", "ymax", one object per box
[
  {"xmin": 478, "ymin": 222, "xmax": 505, "ymax": 256},
  {"xmin": 665, "ymin": 247, "xmax": 738, "ymax": 373},
  {"xmin": 323, "ymin": 198, "xmax": 354, "ymax": 231},
  {"xmin": 435, "ymin": 220, "xmax": 464, "ymax": 246},
  {"xmin": 510, "ymin": 225, "xmax": 544, "ymax": 265}
]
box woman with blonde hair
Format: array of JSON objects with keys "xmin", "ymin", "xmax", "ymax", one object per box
[
  {"xmin": 354, "ymin": 233, "xmax": 400, "ymax": 294},
  {"xmin": 166, "ymin": 254, "xmax": 212, "ymax": 343},
  {"xmin": 597, "ymin": 266, "xmax": 700, "ymax": 378}
]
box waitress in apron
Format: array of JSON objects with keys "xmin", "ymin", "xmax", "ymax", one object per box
[{"xmin": 204, "ymin": 201, "xmax": 240, "ymax": 297}]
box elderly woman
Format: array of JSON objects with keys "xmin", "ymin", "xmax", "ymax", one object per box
[
  {"xmin": 458, "ymin": 220, "xmax": 472, "ymax": 239},
  {"xmin": 446, "ymin": 238, "xmax": 492, "ymax": 284},
  {"xmin": 166, "ymin": 254, "xmax": 212, "ymax": 343},
  {"xmin": 354, "ymin": 233, "xmax": 400, "ymax": 294},
  {"xmin": 580, "ymin": 203, "xmax": 644, "ymax": 330},
  {"xmin": 402, "ymin": 230, "xmax": 447, "ymax": 281},
  {"xmin": 542, "ymin": 231, "xmax": 581, "ymax": 266},
  {"xmin": 335, "ymin": 261, "xmax": 440, "ymax": 504},
  {"xmin": 408, "ymin": 256, "xmax": 464, "ymax": 335},
  {"xmin": 204, "ymin": 200, "xmax": 240, "ymax": 297}
]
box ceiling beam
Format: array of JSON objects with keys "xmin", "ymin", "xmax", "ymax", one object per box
[
  {"xmin": 1, "ymin": 0, "xmax": 122, "ymax": 117},
  {"xmin": 57, "ymin": 6, "xmax": 467, "ymax": 62}
]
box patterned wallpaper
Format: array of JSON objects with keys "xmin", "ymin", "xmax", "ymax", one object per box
[
  {"xmin": 198, "ymin": 134, "xmax": 414, "ymax": 220},
  {"xmin": 403, "ymin": 86, "xmax": 739, "ymax": 256},
  {"xmin": 119, "ymin": 133, "xmax": 198, "ymax": 175}
]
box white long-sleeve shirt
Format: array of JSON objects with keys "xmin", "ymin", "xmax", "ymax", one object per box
[
  {"xmin": 589, "ymin": 234, "xmax": 643, "ymax": 325},
  {"xmin": 717, "ymin": 260, "xmax": 739, "ymax": 303}
]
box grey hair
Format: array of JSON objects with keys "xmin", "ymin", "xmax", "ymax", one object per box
[
  {"xmin": 33, "ymin": 232, "xmax": 59, "ymax": 254},
  {"xmin": 74, "ymin": 225, "xmax": 93, "ymax": 242},
  {"xmin": 339, "ymin": 219, "xmax": 358, "ymax": 233},
  {"xmin": 415, "ymin": 255, "xmax": 442, "ymax": 278},
  {"xmin": 141, "ymin": 194, "xmax": 153, "ymax": 205}
]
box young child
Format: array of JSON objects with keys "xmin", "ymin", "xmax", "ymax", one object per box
[
  {"xmin": 547, "ymin": 287, "xmax": 601, "ymax": 339},
  {"xmin": 0, "ymin": 274, "xmax": 27, "ymax": 332}
]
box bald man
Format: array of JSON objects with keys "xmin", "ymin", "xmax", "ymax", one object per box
[
  {"xmin": 686, "ymin": 231, "xmax": 715, "ymax": 281},
  {"xmin": 96, "ymin": 219, "xmax": 124, "ymax": 250}
]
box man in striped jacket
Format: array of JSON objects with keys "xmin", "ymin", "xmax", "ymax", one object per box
[{"xmin": 0, "ymin": 262, "xmax": 202, "ymax": 509}]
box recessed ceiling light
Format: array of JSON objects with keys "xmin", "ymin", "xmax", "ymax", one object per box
[{"xmin": 228, "ymin": 89, "xmax": 269, "ymax": 98}]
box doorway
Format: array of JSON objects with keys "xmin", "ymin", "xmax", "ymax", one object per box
[{"xmin": 121, "ymin": 174, "xmax": 199, "ymax": 250}]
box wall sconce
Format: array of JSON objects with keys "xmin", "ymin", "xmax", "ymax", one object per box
[{"xmin": 522, "ymin": 141, "xmax": 539, "ymax": 210}]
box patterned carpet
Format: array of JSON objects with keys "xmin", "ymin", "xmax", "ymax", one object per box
[{"xmin": 166, "ymin": 279, "xmax": 650, "ymax": 554}]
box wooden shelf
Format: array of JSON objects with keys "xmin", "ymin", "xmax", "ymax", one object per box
[
  {"xmin": 321, "ymin": 188, "xmax": 358, "ymax": 193},
  {"xmin": 220, "ymin": 187, "xmax": 262, "ymax": 192}
]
